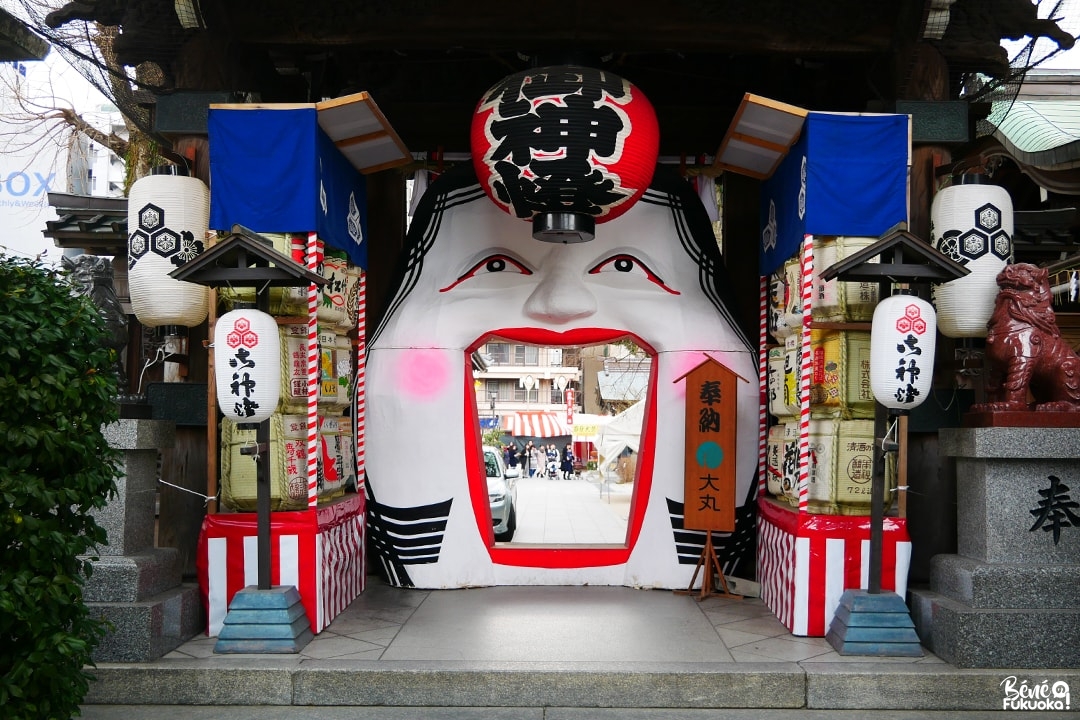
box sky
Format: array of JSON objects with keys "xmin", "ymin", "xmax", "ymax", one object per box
[
  {"xmin": 0, "ymin": 1, "xmax": 1079, "ymax": 264},
  {"xmin": 1001, "ymin": 0, "xmax": 1080, "ymax": 69},
  {"xmin": 1004, "ymin": 36, "xmax": 1080, "ymax": 69}
]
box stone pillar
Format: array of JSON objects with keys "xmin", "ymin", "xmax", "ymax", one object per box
[
  {"xmin": 83, "ymin": 419, "xmax": 203, "ymax": 661},
  {"xmin": 910, "ymin": 427, "xmax": 1080, "ymax": 668}
]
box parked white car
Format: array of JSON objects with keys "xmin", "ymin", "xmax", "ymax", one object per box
[{"xmin": 483, "ymin": 445, "xmax": 519, "ymax": 542}]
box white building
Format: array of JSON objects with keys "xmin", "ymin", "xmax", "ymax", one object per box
[
  {"xmin": 67, "ymin": 104, "xmax": 128, "ymax": 198},
  {"xmin": 0, "ymin": 53, "xmax": 119, "ymax": 261},
  {"xmin": 474, "ymin": 342, "xmax": 580, "ymax": 422}
]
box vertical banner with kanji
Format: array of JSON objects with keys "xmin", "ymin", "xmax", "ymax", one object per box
[{"xmin": 680, "ymin": 357, "xmax": 741, "ymax": 532}]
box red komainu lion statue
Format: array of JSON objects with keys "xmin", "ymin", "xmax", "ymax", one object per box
[{"xmin": 974, "ymin": 263, "xmax": 1080, "ymax": 412}]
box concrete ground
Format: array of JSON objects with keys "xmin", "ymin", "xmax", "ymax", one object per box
[
  {"xmin": 81, "ymin": 476, "xmax": 1080, "ymax": 716},
  {"xmin": 511, "ymin": 471, "xmax": 631, "ymax": 544}
]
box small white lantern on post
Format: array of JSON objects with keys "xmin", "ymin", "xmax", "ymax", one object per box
[
  {"xmin": 818, "ymin": 226, "xmax": 966, "ymax": 657},
  {"xmin": 213, "ymin": 307, "xmax": 281, "ymax": 426},
  {"xmin": 870, "ymin": 292, "xmax": 937, "ymax": 413}
]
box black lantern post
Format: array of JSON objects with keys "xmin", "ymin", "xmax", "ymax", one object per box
[{"xmin": 171, "ymin": 225, "xmax": 325, "ymax": 653}]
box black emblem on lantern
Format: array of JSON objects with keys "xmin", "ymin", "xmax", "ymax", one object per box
[{"xmin": 481, "ymin": 67, "xmax": 630, "ymax": 220}]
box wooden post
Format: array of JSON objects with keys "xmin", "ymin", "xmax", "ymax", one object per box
[
  {"xmin": 206, "ymin": 285, "xmax": 219, "ymax": 514},
  {"xmin": 256, "ymin": 418, "xmax": 271, "ymax": 590},
  {"xmin": 868, "ymin": 279, "xmax": 892, "ymax": 595},
  {"xmin": 676, "ymin": 532, "xmax": 738, "ymax": 600},
  {"xmin": 256, "ymin": 289, "xmax": 272, "ymax": 590}
]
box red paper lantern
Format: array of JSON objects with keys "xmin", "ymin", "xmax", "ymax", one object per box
[{"xmin": 471, "ymin": 65, "xmax": 659, "ymax": 241}]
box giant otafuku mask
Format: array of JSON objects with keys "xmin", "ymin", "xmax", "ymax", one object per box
[{"xmin": 365, "ymin": 67, "xmax": 758, "ymax": 588}]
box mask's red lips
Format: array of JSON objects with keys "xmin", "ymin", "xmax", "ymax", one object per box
[
  {"xmin": 467, "ymin": 328, "xmax": 656, "ymax": 355},
  {"xmin": 463, "ymin": 327, "xmax": 658, "ymax": 570}
]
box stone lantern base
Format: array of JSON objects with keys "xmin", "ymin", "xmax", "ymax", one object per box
[
  {"xmin": 82, "ymin": 419, "xmax": 203, "ymax": 662},
  {"xmin": 910, "ymin": 426, "xmax": 1080, "ymax": 668}
]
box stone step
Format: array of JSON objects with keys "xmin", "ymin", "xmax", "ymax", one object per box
[
  {"xmin": 89, "ymin": 584, "xmax": 203, "ymax": 663},
  {"xmin": 930, "ymin": 554, "xmax": 1080, "ymax": 609},
  {"xmin": 911, "ymin": 588, "xmax": 1080, "ymax": 668},
  {"xmin": 82, "ymin": 662, "xmax": 1080, "ymax": 710},
  {"xmin": 82, "ymin": 549, "xmax": 184, "ymax": 603}
]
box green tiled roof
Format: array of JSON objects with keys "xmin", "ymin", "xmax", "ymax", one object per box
[{"xmin": 991, "ymin": 99, "xmax": 1080, "ymax": 170}]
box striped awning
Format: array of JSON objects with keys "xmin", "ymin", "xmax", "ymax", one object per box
[{"xmin": 502, "ymin": 411, "xmax": 571, "ymax": 438}]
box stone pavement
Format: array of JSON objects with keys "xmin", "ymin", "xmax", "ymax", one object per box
[
  {"xmin": 511, "ymin": 471, "xmax": 632, "ymax": 544},
  {"xmin": 80, "ymin": 476, "xmax": 1080, "ymax": 715},
  {"xmin": 81, "ymin": 576, "xmax": 1080, "ymax": 714}
]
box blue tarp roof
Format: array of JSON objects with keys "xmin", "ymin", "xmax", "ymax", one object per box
[
  {"xmin": 759, "ymin": 112, "xmax": 909, "ymax": 276},
  {"xmin": 208, "ymin": 107, "xmax": 370, "ymax": 268}
]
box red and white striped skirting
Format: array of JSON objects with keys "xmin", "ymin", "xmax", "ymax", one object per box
[
  {"xmin": 756, "ymin": 495, "xmax": 911, "ymax": 637},
  {"xmin": 196, "ymin": 493, "xmax": 365, "ymax": 636}
]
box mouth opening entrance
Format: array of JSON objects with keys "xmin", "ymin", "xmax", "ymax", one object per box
[{"xmin": 470, "ymin": 335, "xmax": 652, "ymax": 554}]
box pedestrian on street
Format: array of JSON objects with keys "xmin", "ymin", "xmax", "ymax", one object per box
[
  {"xmin": 519, "ymin": 441, "xmax": 532, "ymax": 476},
  {"xmin": 561, "ymin": 444, "xmax": 575, "ymax": 480},
  {"xmin": 546, "ymin": 444, "xmax": 559, "ymax": 479},
  {"xmin": 530, "ymin": 443, "xmax": 543, "ymax": 477}
]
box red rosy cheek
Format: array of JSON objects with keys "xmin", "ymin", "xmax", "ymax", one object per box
[
  {"xmin": 396, "ymin": 349, "xmax": 451, "ymax": 399},
  {"xmin": 668, "ymin": 351, "xmax": 710, "ymax": 400}
]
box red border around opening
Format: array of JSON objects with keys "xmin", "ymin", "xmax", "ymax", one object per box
[{"xmin": 464, "ymin": 328, "xmax": 657, "ymax": 568}]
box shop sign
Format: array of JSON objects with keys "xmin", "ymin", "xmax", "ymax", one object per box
[{"xmin": 678, "ymin": 357, "xmax": 742, "ymax": 532}]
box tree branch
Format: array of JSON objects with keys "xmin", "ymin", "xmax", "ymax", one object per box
[{"xmin": 49, "ymin": 106, "xmax": 129, "ymax": 158}]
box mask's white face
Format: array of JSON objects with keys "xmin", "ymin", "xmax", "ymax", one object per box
[{"xmin": 366, "ymin": 168, "xmax": 758, "ymax": 588}]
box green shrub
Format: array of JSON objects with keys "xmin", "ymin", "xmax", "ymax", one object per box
[
  {"xmin": 0, "ymin": 255, "xmax": 121, "ymax": 719},
  {"xmin": 481, "ymin": 427, "xmax": 504, "ymax": 447}
]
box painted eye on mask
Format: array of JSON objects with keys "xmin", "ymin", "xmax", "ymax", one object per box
[
  {"xmin": 587, "ymin": 253, "xmax": 680, "ymax": 295},
  {"xmin": 440, "ymin": 253, "xmax": 533, "ymax": 292}
]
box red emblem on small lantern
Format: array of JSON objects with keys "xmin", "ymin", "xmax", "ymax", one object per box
[
  {"xmin": 225, "ymin": 316, "xmax": 261, "ymax": 349},
  {"xmin": 471, "ymin": 65, "xmax": 659, "ymax": 241},
  {"xmin": 894, "ymin": 304, "xmax": 928, "ymax": 335}
]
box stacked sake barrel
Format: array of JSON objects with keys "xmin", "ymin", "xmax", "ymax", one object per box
[
  {"xmin": 764, "ymin": 236, "xmax": 894, "ymax": 515},
  {"xmin": 219, "ymin": 237, "xmax": 361, "ymax": 511}
]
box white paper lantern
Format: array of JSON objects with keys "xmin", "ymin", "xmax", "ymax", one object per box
[
  {"xmin": 870, "ymin": 294, "xmax": 937, "ymax": 412},
  {"xmin": 127, "ymin": 173, "xmax": 210, "ymax": 328},
  {"xmin": 214, "ymin": 309, "xmax": 281, "ymax": 425},
  {"xmin": 930, "ymin": 175, "xmax": 1013, "ymax": 338}
]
